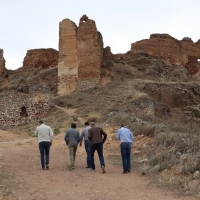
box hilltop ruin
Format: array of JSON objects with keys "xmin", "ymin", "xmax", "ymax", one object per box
[{"xmin": 1, "ymin": 15, "xmax": 200, "ymax": 128}]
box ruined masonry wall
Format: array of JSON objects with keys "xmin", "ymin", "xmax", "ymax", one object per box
[
  {"xmin": 77, "ymin": 16, "xmax": 103, "ymax": 79},
  {"xmin": 0, "ymin": 85, "xmax": 50, "ymax": 128},
  {"xmin": 57, "ymin": 19, "xmax": 79, "ymax": 95},
  {"xmin": 23, "ymin": 48, "xmax": 58, "ymax": 68},
  {"xmin": 131, "ymin": 34, "xmax": 200, "ymax": 75},
  {"xmin": 0, "ymin": 49, "xmax": 7, "ymax": 75},
  {"xmin": 58, "ymin": 15, "xmax": 104, "ymax": 96}
]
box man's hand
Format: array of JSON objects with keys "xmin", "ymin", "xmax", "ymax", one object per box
[
  {"xmin": 79, "ymin": 143, "xmax": 82, "ymax": 147},
  {"xmin": 50, "ymin": 141, "xmax": 52, "ymax": 146}
]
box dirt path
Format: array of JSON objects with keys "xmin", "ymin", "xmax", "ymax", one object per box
[{"xmin": 0, "ymin": 130, "xmax": 198, "ymax": 200}]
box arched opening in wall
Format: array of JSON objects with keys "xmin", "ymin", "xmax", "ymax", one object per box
[{"xmin": 20, "ymin": 106, "xmax": 28, "ymax": 117}]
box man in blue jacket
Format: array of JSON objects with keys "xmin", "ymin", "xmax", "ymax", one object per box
[{"xmin": 116, "ymin": 124, "xmax": 134, "ymax": 173}]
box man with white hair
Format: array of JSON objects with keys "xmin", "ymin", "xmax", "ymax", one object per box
[{"xmin": 116, "ymin": 124, "xmax": 134, "ymax": 173}]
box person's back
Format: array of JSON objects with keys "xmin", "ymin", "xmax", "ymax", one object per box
[
  {"xmin": 89, "ymin": 126, "xmax": 107, "ymax": 147},
  {"xmin": 80, "ymin": 122, "xmax": 91, "ymax": 168},
  {"xmin": 64, "ymin": 123, "xmax": 80, "ymax": 169},
  {"xmin": 116, "ymin": 127, "xmax": 134, "ymax": 143},
  {"xmin": 80, "ymin": 125, "xmax": 91, "ymax": 141},
  {"xmin": 36, "ymin": 124, "xmax": 53, "ymax": 143},
  {"xmin": 35, "ymin": 120, "xmax": 53, "ymax": 170},
  {"xmin": 116, "ymin": 124, "xmax": 134, "ymax": 173},
  {"xmin": 88, "ymin": 122, "xmax": 107, "ymax": 173},
  {"xmin": 65, "ymin": 128, "xmax": 80, "ymax": 145}
]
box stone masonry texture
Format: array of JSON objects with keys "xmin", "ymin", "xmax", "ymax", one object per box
[
  {"xmin": 23, "ymin": 48, "xmax": 58, "ymax": 68},
  {"xmin": 0, "ymin": 85, "xmax": 51, "ymax": 128},
  {"xmin": 0, "ymin": 49, "xmax": 7, "ymax": 75},
  {"xmin": 58, "ymin": 15, "xmax": 103, "ymax": 95}
]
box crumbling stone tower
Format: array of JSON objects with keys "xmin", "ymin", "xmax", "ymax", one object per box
[{"xmin": 58, "ymin": 15, "xmax": 103, "ymax": 95}]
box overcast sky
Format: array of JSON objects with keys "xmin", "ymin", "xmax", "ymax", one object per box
[{"xmin": 1, "ymin": 0, "xmax": 200, "ymax": 70}]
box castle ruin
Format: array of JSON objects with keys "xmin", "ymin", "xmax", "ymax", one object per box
[{"xmin": 57, "ymin": 15, "xmax": 103, "ymax": 95}]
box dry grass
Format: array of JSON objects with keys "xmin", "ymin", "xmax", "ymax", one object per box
[
  {"xmin": 140, "ymin": 118, "xmax": 200, "ymax": 194},
  {"xmin": 0, "ymin": 154, "xmax": 13, "ymax": 199},
  {"xmin": 2, "ymin": 58, "xmax": 200, "ymax": 196},
  {"xmin": 87, "ymin": 112, "xmax": 101, "ymax": 122}
]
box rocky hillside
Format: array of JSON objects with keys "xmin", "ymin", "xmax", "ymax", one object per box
[{"xmin": 1, "ymin": 15, "xmax": 200, "ymax": 195}]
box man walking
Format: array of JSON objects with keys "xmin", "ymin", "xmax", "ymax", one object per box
[
  {"xmin": 80, "ymin": 122, "xmax": 91, "ymax": 168},
  {"xmin": 88, "ymin": 122, "xmax": 107, "ymax": 173},
  {"xmin": 116, "ymin": 124, "xmax": 134, "ymax": 173},
  {"xmin": 64, "ymin": 123, "xmax": 80, "ymax": 169},
  {"xmin": 35, "ymin": 120, "xmax": 54, "ymax": 170}
]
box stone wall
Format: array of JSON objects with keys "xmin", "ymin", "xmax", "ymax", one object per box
[
  {"xmin": 77, "ymin": 15, "xmax": 103, "ymax": 80},
  {"xmin": 0, "ymin": 49, "xmax": 7, "ymax": 75},
  {"xmin": 23, "ymin": 48, "xmax": 58, "ymax": 68},
  {"xmin": 0, "ymin": 85, "xmax": 50, "ymax": 128},
  {"xmin": 58, "ymin": 15, "xmax": 103, "ymax": 95},
  {"xmin": 131, "ymin": 34, "xmax": 200, "ymax": 75},
  {"xmin": 57, "ymin": 19, "xmax": 79, "ymax": 95}
]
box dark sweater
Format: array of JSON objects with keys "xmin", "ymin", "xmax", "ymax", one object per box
[{"xmin": 88, "ymin": 127, "xmax": 107, "ymax": 147}]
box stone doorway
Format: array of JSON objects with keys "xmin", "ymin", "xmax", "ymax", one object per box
[{"xmin": 20, "ymin": 106, "xmax": 28, "ymax": 117}]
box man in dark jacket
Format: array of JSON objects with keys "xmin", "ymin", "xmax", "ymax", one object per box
[
  {"xmin": 88, "ymin": 122, "xmax": 107, "ymax": 173},
  {"xmin": 64, "ymin": 123, "xmax": 80, "ymax": 169}
]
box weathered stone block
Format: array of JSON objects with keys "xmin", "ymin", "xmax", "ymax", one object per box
[{"xmin": 0, "ymin": 49, "xmax": 7, "ymax": 75}]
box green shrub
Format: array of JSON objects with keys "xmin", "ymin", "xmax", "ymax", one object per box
[
  {"xmin": 54, "ymin": 127, "xmax": 60, "ymax": 135},
  {"xmin": 149, "ymin": 157, "xmax": 159, "ymax": 167},
  {"xmin": 72, "ymin": 115, "xmax": 78, "ymax": 121}
]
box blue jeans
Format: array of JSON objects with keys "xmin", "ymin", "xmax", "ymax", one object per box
[
  {"xmin": 90, "ymin": 142, "xmax": 105, "ymax": 170},
  {"xmin": 84, "ymin": 140, "xmax": 91, "ymax": 167},
  {"xmin": 39, "ymin": 141, "xmax": 51, "ymax": 169},
  {"xmin": 121, "ymin": 142, "xmax": 132, "ymax": 172}
]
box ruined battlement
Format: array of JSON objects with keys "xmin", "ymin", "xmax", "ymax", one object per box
[
  {"xmin": 131, "ymin": 34, "xmax": 200, "ymax": 75},
  {"xmin": 23, "ymin": 48, "xmax": 58, "ymax": 68}
]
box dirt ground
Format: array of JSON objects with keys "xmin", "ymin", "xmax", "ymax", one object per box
[{"xmin": 0, "ymin": 129, "xmax": 198, "ymax": 200}]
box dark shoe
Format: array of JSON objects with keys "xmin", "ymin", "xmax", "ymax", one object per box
[
  {"xmin": 46, "ymin": 165, "xmax": 49, "ymax": 170},
  {"xmin": 123, "ymin": 171, "xmax": 128, "ymax": 174},
  {"xmin": 127, "ymin": 170, "xmax": 131, "ymax": 173},
  {"xmin": 86, "ymin": 166, "xmax": 91, "ymax": 168},
  {"xmin": 101, "ymin": 166, "xmax": 106, "ymax": 174}
]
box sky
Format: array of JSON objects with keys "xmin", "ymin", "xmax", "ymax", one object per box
[{"xmin": 0, "ymin": 0, "xmax": 200, "ymax": 70}]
